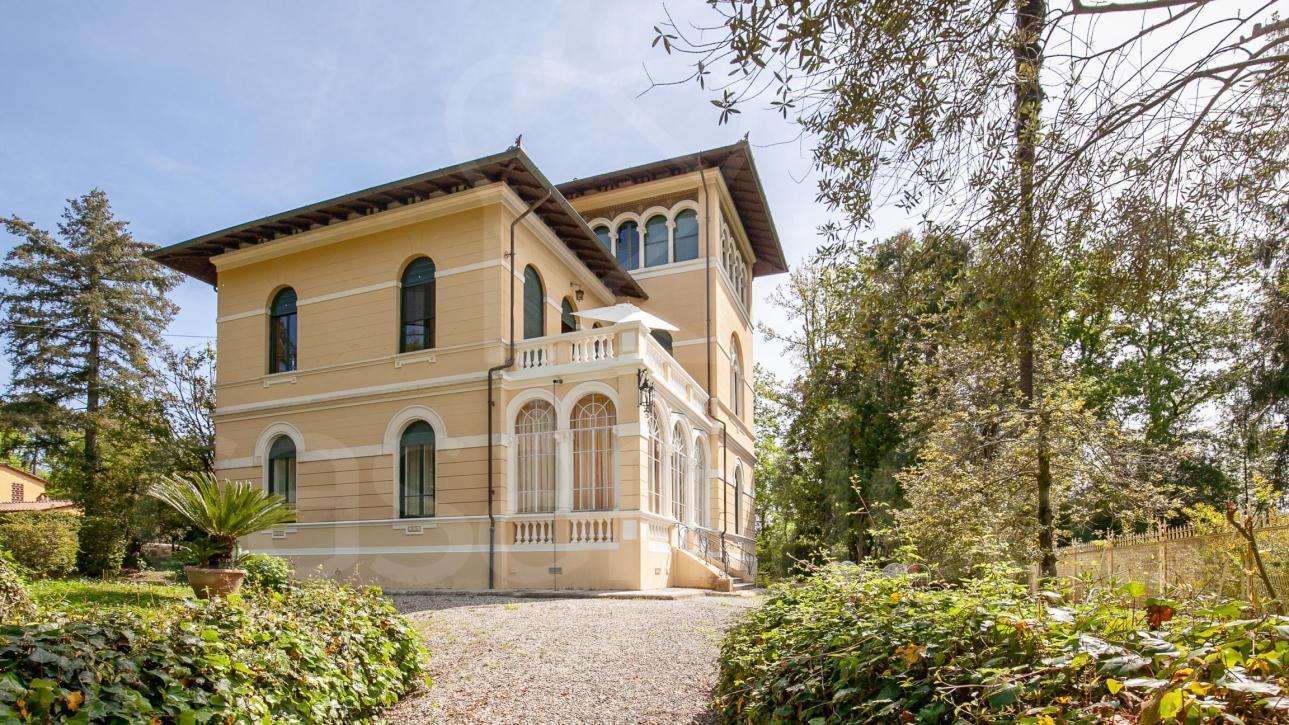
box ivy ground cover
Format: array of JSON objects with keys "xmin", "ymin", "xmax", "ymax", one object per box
[
  {"xmin": 716, "ymin": 563, "xmax": 1289, "ymax": 723},
  {"xmin": 0, "ymin": 580, "xmax": 427, "ymax": 723}
]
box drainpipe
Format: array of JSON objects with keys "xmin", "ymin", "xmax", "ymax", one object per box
[
  {"xmin": 696, "ymin": 158, "xmax": 731, "ymax": 577},
  {"xmin": 487, "ymin": 188, "xmax": 553, "ymax": 590}
]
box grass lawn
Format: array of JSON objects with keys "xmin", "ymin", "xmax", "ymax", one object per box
[{"xmin": 27, "ymin": 577, "xmax": 191, "ymax": 617}]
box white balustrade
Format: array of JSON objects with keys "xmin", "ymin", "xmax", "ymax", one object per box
[
  {"xmin": 570, "ymin": 333, "xmax": 616, "ymax": 363},
  {"xmin": 519, "ymin": 345, "xmax": 552, "ymax": 369},
  {"xmin": 647, "ymin": 521, "xmax": 670, "ymax": 543},
  {"xmin": 513, "ymin": 519, "xmax": 553, "ymax": 545},
  {"xmin": 569, "ymin": 516, "xmax": 614, "ymax": 544}
]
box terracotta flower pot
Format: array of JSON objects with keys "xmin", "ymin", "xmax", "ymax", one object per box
[{"xmin": 185, "ymin": 566, "xmax": 247, "ymax": 599}]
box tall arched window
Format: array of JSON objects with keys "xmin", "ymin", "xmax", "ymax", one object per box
[
  {"xmin": 646, "ymin": 411, "xmax": 663, "ymax": 514},
  {"xmin": 593, "ymin": 225, "xmax": 612, "ymax": 252},
  {"xmin": 650, "ymin": 330, "xmax": 673, "ymax": 355},
  {"xmin": 523, "ymin": 266, "xmax": 545, "ymax": 340},
  {"xmin": 515, "ymin": 400, "xmax": 556, "ymax": 513},
  {"xmin": 693, "ymin": 442, "xmax": 708, "ymax": 527},
  {"xmin": 616, "ymin": 220, "xmax": 640, "ymax": 270},
  {"xmin": 572, "ymin": 394, "xmax": 616, "ymax": 511},
  {"xmin": 400, "ymin": 421, "xmax": 435, "ymax": 518},
  {"xmin": 730, "ymin": 336, "xmax": 743, "ymax": 417},
  {"xmin": 644, "ymin": 214, "xmax": 669, "ymax": 267},
  {"xmin": 734, "ymin": 466, "xmax": 744, "ymax": 535},
  {"xmin": 561, "ymin": 298, "xmax": 578, "ymax": 334},
  {"xmin": 674, "ymin": 209, "xmax": 699, "ymax": 262},
  {"xmin": 269, "ymin": 288, "xmax": 297, "ymax": 373},
  {"xmin": 670, "ymin": 423, "xmax": 688, "ymax": 522},
  {"xmin": 400, "ymin": 258, "xmax": 436, "ymax": 352},
  {"xmin": 267, "ymin": 435, "xmax": 296, "ymax": 504}
]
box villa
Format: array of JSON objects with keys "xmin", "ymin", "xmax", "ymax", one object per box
[{"xmin": 148, "ymin": 140, "xmax": 786, "ymax": 591}]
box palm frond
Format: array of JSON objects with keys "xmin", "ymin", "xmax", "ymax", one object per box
[{"xmin": 149, "ymin": 472, "xmax": 296, "ymax": 551}]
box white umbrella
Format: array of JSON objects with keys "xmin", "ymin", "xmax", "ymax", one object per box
[{"xmin": 572, "ymin": 303, "xmax": 680, "ymax": 332}]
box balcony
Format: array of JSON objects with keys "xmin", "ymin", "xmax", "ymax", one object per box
[{"xmin": 510, "ymin": 321, "xmax": 709, "ymax": 413}]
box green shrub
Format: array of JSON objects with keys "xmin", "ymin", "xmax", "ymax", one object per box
[
  {"xmin": 76, "ymin": 514, "xmax": 127, "ymax": 578},
  {"xmin": 717, "ymin": 563, "xmax": 1289, "ymax": 723},
  {"xmin": 0, "ymin": 550, "xmax": 34, "ymax": 624},
  {"xmin": 242, "ymin": 553, "xmax": 294, "ymax": 591},
  {"xmin": 0, "ymin": 580, "xmax": 427, "ymax": 721},
  {"xmin": 0, "ymin": 512, "xmax": 80, "ymax": 578}
]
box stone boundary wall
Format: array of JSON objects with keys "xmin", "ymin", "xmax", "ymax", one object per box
[{"xmin": 1050, "ymin": 515, "xmax": 1289, "ymax": 600}]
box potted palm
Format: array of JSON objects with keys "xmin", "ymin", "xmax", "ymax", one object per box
[{"xmin": 149, "ymin": 472, "xmax": 296, "ymax": 598}]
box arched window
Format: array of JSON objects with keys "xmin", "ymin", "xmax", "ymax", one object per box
[
  {"xmin": 730, "ymin": 336, "xmax": 743, "ymax": 417},
  {"xmin": 721, "ymin": 222, "xmax": 750, "ymax": 309},
  {"xmin": 670, "ymin": 423, "xmax": 688, "ymax": 522},
  {"xmin": 593, "ymin": 225, "xmax": 612, "ymax": 252},
  {"xmin": 523, "ymin": 266, "xmax": 545, "ymax": 340},
  {"xmin": 516, "ymin": 400, "xmax": 556, "ymax": 513},
  {"xmin": 572, "ymin": 394, "xmax": 616, "ymax": 511},
  {"xmin": 400, "ymin": 421, "xmax": 435, "ymax": 518},
  {"xmin": 734, "ymin": 466, "xmax": 744, "ymax": 535},
  {"xmin": 267, "ymin": 435, "xmax": 296, "ymax": 504},
  {"xmin": 561, "ymin": 298, "xmax": 578, "ymax": 334},
  {"xmin": 616, "ymin": 220, "xmax": 640, "ymax": 270},
  {"xmin": 269, "ymin": 288, "xmax": 297, "ymax": 373},
  {"xmin": 645, "ymin": 411, "xmax": 663, "ymax": 514},
  {"xmin": 693, "ymin": 442, "xmax": 708, "ymax": 527},
  {"xmin": 674, "ymin": 209, "xmax": 699, "ymax": 262},
  {"xmin": 650, "ymin": 330, "xmax": 673, "ymax": 356},
  {"xmin": 644, "ymin": 214, "xmax": 669, "ymax": 267},
  {"xmin": 400, "ymin": 258, "xmax": 436, "ymax": 352}
]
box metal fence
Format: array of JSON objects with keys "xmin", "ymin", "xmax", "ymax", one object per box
[{"xmin": 1050, "ymin": 513, "xmax": 1289, "ymax": 600}]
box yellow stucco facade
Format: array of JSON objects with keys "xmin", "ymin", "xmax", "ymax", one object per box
[
  {"xmin": 151, "ymin": 143, "xmax": 783, "ymax": 591},
  {"xmin": 1, "ymin": 464, "xmax": 47, "ymax": 503}
]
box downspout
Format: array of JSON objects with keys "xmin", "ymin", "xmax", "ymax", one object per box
[
  {"xmin": 697, "ymin": 158, "xmax": 731, "ymax": 577},
  {"xmin": 487, "ymin": 187, "xmax": 553, "ymax": 590}
]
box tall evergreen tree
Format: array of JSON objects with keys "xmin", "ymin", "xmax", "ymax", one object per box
[{"xmin": 0, "ymin": 189, "xmax": 180, "ymax": 505}]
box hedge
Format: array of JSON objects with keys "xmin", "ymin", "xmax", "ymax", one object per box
[
  {"xmin": 75, "ymin": 515, "xmax": 127, "ymax": 578},
  {"xmin": 0, "ymin": 580, "xmax": 427, "ymax": 722},
  {"xmin": 716, "ymin": 563, "xmax": 1289, "ymax": 723},
  {"xmin": 0, "ymin": 552, "xmax": 34, "ymax": 624},
  {"xmin": 241, "ymin": 554, "xmax": 294, "ymax": 592},
  {"xmin": 0, "ymin": 512, "xmax": 80, "ymax": 578}
]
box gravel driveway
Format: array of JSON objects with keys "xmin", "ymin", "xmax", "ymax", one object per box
[{"xmin": 385, "ymin": 593, "xmax": 761, "ymax": 724}]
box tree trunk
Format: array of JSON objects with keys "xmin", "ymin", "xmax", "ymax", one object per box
[
  {"xmin": 1014, "ymin": 0, "xmax": 1055, "ymax": 578},
  {"xmin": 84, "ymin": 324, "xmax": 101, "ymax": 502}
]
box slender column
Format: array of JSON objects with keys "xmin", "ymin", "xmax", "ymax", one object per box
[
  {"xmin": 660, "ymin": 435, "xmax": 672, "ymax": 518},
  {"xmin": 554, "ymin": 429, "xmax": 572, "ymax": 513}
]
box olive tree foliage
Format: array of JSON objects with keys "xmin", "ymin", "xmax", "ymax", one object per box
[{"xmin": 656, "ymin": 0, "xmax": 1289, "ymax": 575}]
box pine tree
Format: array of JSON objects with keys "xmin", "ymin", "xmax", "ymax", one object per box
[{"xmin": 0, "ymin": 189, "xmax": 180, "ymax": 506}]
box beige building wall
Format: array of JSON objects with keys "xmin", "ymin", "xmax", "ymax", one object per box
[
  {"xmin": 1, "ymin": 465, "xmax": 48, "ymax": 503},
  {"xmin": 210, "ymin": 176, "xmax": 761, "ymax": 590}
]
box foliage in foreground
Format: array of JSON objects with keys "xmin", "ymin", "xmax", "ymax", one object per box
[
  {"xmin": 0, "ymin": 552, "xmax": 34, "ymax": 624},
  {"xmin": 0, "ymin": 512, "xmax": 80, "ymax": 578},
  {"xmin": 241, "ymin": 554, "xmax": 294, "ymax": 592},
  {"xmin": 717, "ymin": 564, "xmax": 1289, "ymax": 723},
  {"xmin": 0, "ymin": 579, "xmax": 427, "ymax": 723}
]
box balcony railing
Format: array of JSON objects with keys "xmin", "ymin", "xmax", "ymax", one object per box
[
  {"xmin": 516, "ymin": 326, "xmax": 620, "ymax": 370},
  {"xmin": 513, "ymin": 322, "xmax": 709, "ymax": 413},
  {"xmin": 509, "ymin": 513, "xmax": 617, "ymax": 546}
]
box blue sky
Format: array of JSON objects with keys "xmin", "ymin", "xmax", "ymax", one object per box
[{"xmin": 0, "ymin": 1, "xmax": 911, "ymax": 387}]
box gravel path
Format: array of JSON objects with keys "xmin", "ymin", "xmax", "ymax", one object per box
[{"xmin": 385, "ymin": 593, "xmax": 761, "ymax": 724}]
